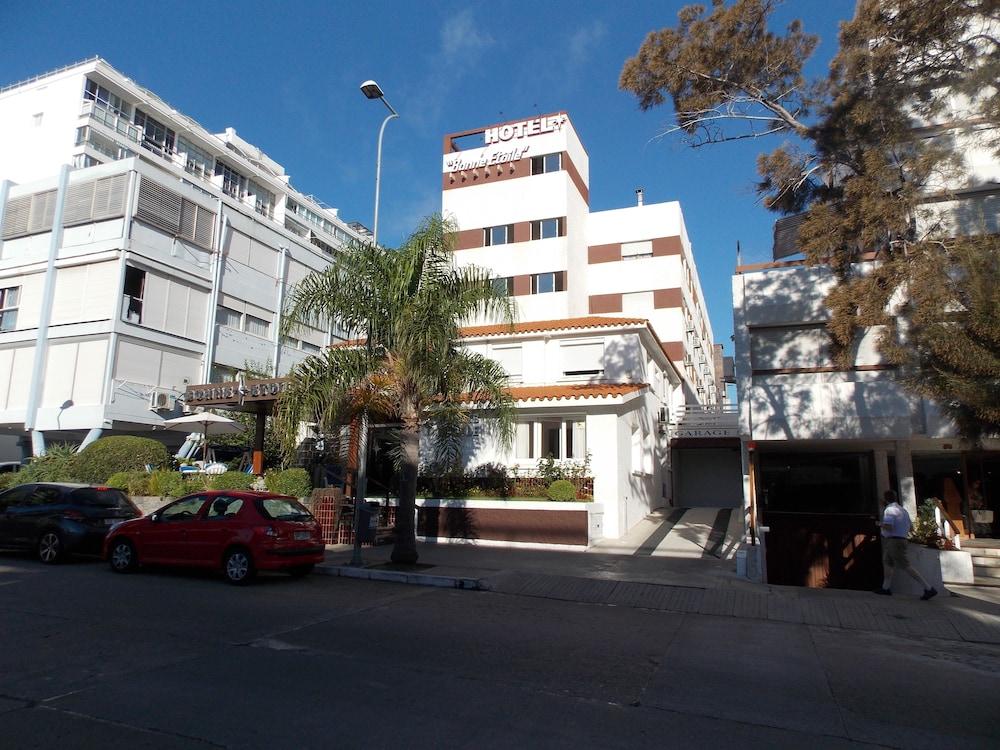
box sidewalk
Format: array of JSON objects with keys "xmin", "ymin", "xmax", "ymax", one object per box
[{"xmin": 317, "ymin": 540, "xmax": 1000, "ymax": 645}]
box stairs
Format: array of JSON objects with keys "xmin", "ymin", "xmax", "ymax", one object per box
[{"xmin": 964, "ymin": 539, "xmax": 1000, "ymax": 586}]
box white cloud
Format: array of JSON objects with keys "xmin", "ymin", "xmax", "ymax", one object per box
[
  {"xmin": 567, "ymin": 21, "xmax": 607, "ymax": 68},
  {"xmin": 441, "ymin": 9, "xmax": 495, "ymax": 63}
]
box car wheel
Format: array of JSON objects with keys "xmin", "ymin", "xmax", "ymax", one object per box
[
  {"xmin": 109, "ymin": 539, "xmax": 137, "ymax": 573},
  {"xmin": 38, "ymin": 531, "xmax": 64, "ymax": 564},
  {"xmin": 288, "ymin": 564, "xmax": 314, "ymax": 578},
  {"xmin": 223, "ymin": 548, "xmax": 255, "ymax": 585}
]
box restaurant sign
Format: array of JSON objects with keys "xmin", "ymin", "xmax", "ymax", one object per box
[{"xmin": 184, "ymin": 377, "xmax": 290, "ymax": 406}]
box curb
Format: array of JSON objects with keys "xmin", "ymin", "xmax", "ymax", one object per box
[{"xmin": 315, "ymin": 564, "xmax": 486, "ymax": 591}]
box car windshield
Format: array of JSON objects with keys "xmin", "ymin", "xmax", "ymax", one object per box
[
  {"xmin": 257, "ymin": 497, "xmax": 312, "ymax": 521},
  {"xmin": 71, "ymin": 488, "xmax": 129, "ymax": 508}
]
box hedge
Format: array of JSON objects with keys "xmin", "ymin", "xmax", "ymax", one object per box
[
  {"xmin": 75, "ymin": 436, "xmax": 170, "ymax": 484},
  {"xmin": 546, "ymin": 479, "xmax": 578, "ymax": 501},
  {"xmin": 264, "ymin": 468, "xmax": 311, "ymax": 498}
]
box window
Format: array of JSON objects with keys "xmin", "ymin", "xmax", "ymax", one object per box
[
  {"xmin": 561, "ymin": 341, "xmax": 604, "ymax": 377},
  {"xmin": 0, "ymin": 287, "xmax": 19, "ymax": 331},
  {"xmin": 491, "ymin": 345, "xmax": 522, "ymax": 382},
  {"xmin": 621, "ymin": 240, "xmax": 653, "ymax": 259},
  {"xmin": 160, "ymin": 496, "xmax": 206, "ymax": 521},
  {"xmin": 531, "ymin": 271, "xmax": 564, "ymax": 294},
  {"xmin": 492, "ymin": 277, "xmax": 514, "ymax": 296},
  {"xmin": 215, "ymin": 160, "xmax": 248, "ymax": 200},
  {"xmin": 245, "ymin": 315, "xmax": 270, "ymax": 338},
  {"xmin": 301, "ymin": 341, "xmax": 321, "ymax": 354},
  {"xmin": 530, "ymin": 153, "xmax": 562, "ymax": 175},
  {"xmin": 207, "ymin": 496, "xmax": 243, "ymax": 519},
  {"xmin": 133, "ymin": 109, "xmax": 175, "ymax": 155},
  {"xmin": 530, "ymin": 217, "xmax": 563, "ymax": 240},
  {"xmin": 484, "ymin": 224, "xmax": 514, "ymax": 246},
  {"xmin": 216, "ymin": 306, "xmax": 242, "ymax": 329},
  {"xmin": 135, "ymin": 178, "xmax": 216, "ymax": 249},
  {"xmin": 281, "ymin": 335, "xmax": 300, "ymax": 349},
  {"xmin": 515, "ymin": 420, "xmax": 585, "ymax": 460},
  {"xmin": 84, "ymin": 78, "xmax": 130, "ymax": 118},
  {"xmin": 211, "ymin": 365, "xmax": 238, "ymax": 383},
  {"xmin": 248, "ymin": 180, "xmax": 274, "ymax": 218},
  {"xmin": 122, "ymin": 267, "xmax": 145, "ymax": 323},
  {"xmin": 176, "ymin": 136, "xmax": 214, "ymax": 179}
]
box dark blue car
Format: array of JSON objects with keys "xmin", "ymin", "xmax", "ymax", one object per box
[{"xmin": 0, "ymin": 483, "xmax": 139, "ymax": 563}]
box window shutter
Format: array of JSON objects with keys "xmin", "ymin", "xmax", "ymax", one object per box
[
  {"xmin": 561, "ymin": 341, "xmax": 604, "ymax": 374},
  {"xmin": 92, "ymin": 174, "xmax": 128, "ymax": 220},
  {"xmin": 491, "ymin": 346, "xmax": 522, "ymax": 380},
  {"xmin": 193, "ymin": 205, "xmax": 215, "ymax": 248},
  {"xmin": 26, "ymin": 190, "xmax": 57, "ymax": 234},
  {"xmin": 136, "ymin": 178, "xmax": 182, "ymax": 233},
  {"xmin": 2, "ymin": 196, "xmax": 31, "ymax": 238},
  {"xmin": 63, "ymin": 181, "xmax": 97, "ymax": 226}
]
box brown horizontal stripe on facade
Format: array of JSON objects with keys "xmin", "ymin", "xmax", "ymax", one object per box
[
  {"xmin": 417, "ymin": 506, "xmax": 588, "ymax": 546},
  {"xmin": 751, "ymin": 364, "xmax": 897, "ymax": 376},
  {"xmin": 589, "ymin": 293, "xmax": 622, "ymax": 314},
  {"xmin": 513, "ymin": 221, "xmax": 530, "ymax": 243},
  {"xmin": 653, "ymin": 288, "xmax": 683, "ymax": 309},
  {"xmin": 661, "ymin": 341, "xmax": 685, "ymax": 361},
  {"xmin": 652, "ymin": 236, "xmax": 683, "ymax": 256},
  {"xmin": 588, "ymin": 243, "xmax": 621, "ymax": 264},
  {"xmin": 443, "ymin": 151, "xmax": 588, "ymax": 204}
]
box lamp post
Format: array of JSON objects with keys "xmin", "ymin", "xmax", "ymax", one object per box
[
  {"xmin": 350, "ymin": 80, "xmax": 398, "ymax": 566},
  {"xmin": 360, "ymin": 79, "xmax": 398, "ymax": 246}
]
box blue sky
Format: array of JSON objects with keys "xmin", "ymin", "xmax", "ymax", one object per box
[{"xmin": 1, "ymin": 0, "xmax": 855, "ymax": 353}]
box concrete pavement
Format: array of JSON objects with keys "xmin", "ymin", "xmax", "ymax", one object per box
[{"xmin": 319, "ymin": 531, "xmax": 1000, "ymax": 646}]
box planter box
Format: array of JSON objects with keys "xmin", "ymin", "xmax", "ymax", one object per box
[
  {"xmin": 413, "ymin": 498, "xmax": 604, "ymax": 548},
  {"xmin": 888, "ymin": 543, "xmax": 974, "ymax": 595}
]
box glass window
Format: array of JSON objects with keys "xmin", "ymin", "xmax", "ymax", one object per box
[
  {"xmin": 160, "ymin": 496, "xmax": 207, "ymax": 521},
  {"xmin": 84, "ymin": 78, "xmax": 130, "ymax": 118},
  {"xmin": 248, "ymin": 180, "xmax": 274, "ymax": 218},
  {"xmin": 301, "ymin": 341, "xmax": 321, "ymax": 354},
  {"xmin": 492, "ymin": 277, "xmax": 514, "ymax": 296},
  {"xmin": 207, "ymin": 496, "xmax": 244, "ymax": 519},
  {"xmin": 245, "ymin": 315, "xmax": 270, "ymax": 338},
  {"xmin": 0, "ymin": 286, "xmax": 19, "ymax": 332},
  {"xmin": 214, "ymin": 160, "xmax": 248, "ymax": 199},
  {"xmin": 257, "ymin": 497, "xmax": 312, "ymax": 520},
  {"xmin": 484, "ymin": 224, "xmax": 514, "ymax": 246},
  {"xmin": 532, "ymin": 272, "xmax": 563, "ymax": 294},
  {"xmin": 177, "ymin": 136, "xmax": 214, "ymax": 179},
  {"xmin": 122, "ymin": 267, "xmax": 144, "ymax": 324},
  {"xmin": 531, "ymin": 217, "xmax": 562, "ymax": 240},
  {"xmin": 758, "ymin": 453, "xmax": 876, "ymax": 515},
  {"xmin": 70, "ymin": 488, "xmax": 129, "ymax": 508},
  {"xmin": 133, "ymin": 109, "xmax": 175, "ymax": 155},
  {"xmin": 216, "ymin": 306, "xmax": 242, "ymax": 329},
  {"xmin": 531, "ymin": 153, "xmax": 562, "ymax": 175}
]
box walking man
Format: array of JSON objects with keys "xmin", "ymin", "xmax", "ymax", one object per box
[{"xmin": 876, "ymin": 490, "xmax": 938, "ymax": 600}]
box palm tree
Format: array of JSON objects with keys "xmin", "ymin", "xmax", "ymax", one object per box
[{"xmin": 275, "ymin": 215, "xmax": 516, "ymax": 563}]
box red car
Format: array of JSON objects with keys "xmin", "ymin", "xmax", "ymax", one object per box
[{"xmin": 104, "ymin": 491, "xmax": 325, "ymax": 584}]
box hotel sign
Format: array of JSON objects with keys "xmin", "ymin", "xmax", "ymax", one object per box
[
  {"xmin": 184, "ymin": 377, "xmax": 290, "ymax": 406},
  {"xmin": 484, "ymin": 114, "xmax": 567, "ymax": 144},
  {"xmin": 445, "ymin": 145, "xmax": 531, "ymax": 173}
]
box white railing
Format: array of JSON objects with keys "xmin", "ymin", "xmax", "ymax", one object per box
[{"xmin": 671, "ymin": 403, "xmax": 739, "ymax": 425}]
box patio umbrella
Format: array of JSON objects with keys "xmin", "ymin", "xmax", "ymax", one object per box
[{"xmin": 160, "ymin": 412, "xmax": 243, "ymax": 462}]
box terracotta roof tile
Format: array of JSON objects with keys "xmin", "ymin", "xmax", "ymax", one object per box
[
  {"xmin": 459, "ymin": 316, "xmax": 648, "ymax": 338},
  {"xmin": 464, "ymin": 383, "xmax": 648, "ymax": 403}
]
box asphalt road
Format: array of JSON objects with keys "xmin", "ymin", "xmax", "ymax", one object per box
[{"xmin": 0, "ymin": 554, "xmax": 997, "ymax": 749}]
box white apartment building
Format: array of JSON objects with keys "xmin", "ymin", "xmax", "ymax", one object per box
[
  {"xmin": 441, "ymin": 113, "xmax": 724, "ymax": 405},
  {"xmin": 0, "ymin": 58, "xmax": 365, "ymax": 458},
  {"xmin": 732, "ymin": 102, "xmax": 1000, "ymax": 589}
]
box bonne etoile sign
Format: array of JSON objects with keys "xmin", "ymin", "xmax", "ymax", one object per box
[{"xmin": 444, "ymin": 114, "xmax": 567, "ymax": 174}]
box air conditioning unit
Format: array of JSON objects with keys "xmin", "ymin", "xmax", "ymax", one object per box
[{"xmin": 149, "ymin": 388, "xmax": 175, "ymax": 412}]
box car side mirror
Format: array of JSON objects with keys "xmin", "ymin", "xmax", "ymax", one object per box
[{"xmin": 149, "ymin": 512, "xmax": 160, "ymax": 523}]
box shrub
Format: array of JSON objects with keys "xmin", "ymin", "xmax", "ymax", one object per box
[
  {"xmin": 106, "ymin": 472, "xmax": 130, "ymax": 490},
  {"xmin": 17, "ymin": 443, "xmax": 82, "ymax": 483},
  {"xmin": 75, "ymin": 436, "xmax": 170, "ymax": 484},
  {"xmin": 0, "ymin": 472, "xmax": 20, "ymax": 490},
  {"xmin": 546, "ymin": 479, "xmax": 577, "ymax": 501},
  {"xmin": 209, "ymin": 471, "xmax": 255, "ymax": 491},
  {"xmin": 264, "ymin": 468, "xmax": 311, "ymax": 498},
  {"xmin": 149, "ymin": 470, "xmax": 201, "ymax": 498}
]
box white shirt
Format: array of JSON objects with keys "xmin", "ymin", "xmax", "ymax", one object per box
[{"xmin": 881, "ymin": 502, "xmax": 911, "ymax": 538}]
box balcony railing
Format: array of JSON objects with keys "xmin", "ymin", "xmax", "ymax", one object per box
[
  {"xmin": 83, "ymin": 100, "xmax": 141, "ymax": 143},
  {"xmin": 670, "ymin": 403, "xmax": 739, "ymax": 428}
]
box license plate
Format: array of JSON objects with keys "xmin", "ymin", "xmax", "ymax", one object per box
[{"xmin": 294, "ymin": 531, "xmax": 310, "ymax": 541}]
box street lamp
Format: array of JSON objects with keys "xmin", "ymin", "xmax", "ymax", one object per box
[
  {"xmin": 359, "ymin": 79, "xmax": 398, "ymax": 246},
  {"xmin": 350, "ymin": 80, "xmax": 399, "ymax": 566}
]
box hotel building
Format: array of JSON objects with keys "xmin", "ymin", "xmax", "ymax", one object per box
[{"xmin": 0, "ymin": 58, "xmax": 365, "ymax": 458}]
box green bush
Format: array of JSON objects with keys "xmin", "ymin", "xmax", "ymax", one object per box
[
  {"xmin": 74, "ymin": 436, "xmax": 170, "ymax": 484},
  {"xmin": 106, "ymin": 472, "xmax": 131, "ymax": 490},
  {"xmin": 0, "ymin": 472, "xmax": 21, "ymax": 490},
  {"xmin": 148, "ymin": 470, "xmax": 202, "ymax": 498},
  {"xmin": 106, "ymin": 471, "xmax": 153, "ymax": 495},
  {"xmin": 546, "ymin": 479, "xmax": 577, "ymax": 502},
  {"xmin": 17, "ymin": 443, "xmax": 82, "ymax": 483},
  {"xmin": 264, "ymin": 468, "xmax": 311, "ymax": 498},
  {"xmin": 209, "ymin": 471, "xmax": 255, "ymax": 491}
]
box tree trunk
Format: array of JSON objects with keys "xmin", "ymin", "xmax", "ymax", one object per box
[{"xmin": 391, "ymin": 418, "xmax": 420, "ymax": 564}]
